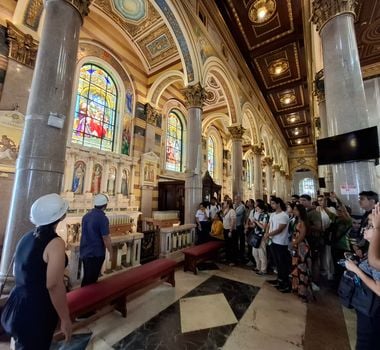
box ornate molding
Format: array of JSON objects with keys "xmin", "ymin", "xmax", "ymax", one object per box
[
  {"xmin": 263, "ymin": 157, "xmax": 273, "ymax": 167},
  {"xmin": 280, "ymin": 170, "xmax": 286, "ymax": 176},
  {"xmin": 61, "ymin": 0, "xmax": 92, "ymax": 21},
  {"xmin": 273, "ymin": 164, "xmax": 281, "ymax": 172},
  {"xmin": 23, "ymin": 0, "xmax": 44, "ymax": 31},
  {"xmin": 228, "ymin": 125, "xmax": 245, "ymax": 140},
  {"xmin": 311, "ymin": 0, "xmax": 359, "ymax": 33},
  {"xmin": 313, "ymin": 69, "xmax": 325, "ymax": 103},
  {"xmin": 6, "ymin": 21, "xmax": 38, "ymax": 68},
  {"xmin": 182, "ymin": 83, "xmax": 206, "ymax": 109},
  {"xmin": 145, "ymin": 103, "xmax": 160, "ymax": 126},
  {"xmin": 252, "ymin": 145, "xmax": 263, "ymax": 156}
]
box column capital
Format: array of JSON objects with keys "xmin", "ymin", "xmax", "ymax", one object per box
[
  {"xmin": 262, "ymin": 157, "xmax": 273, "ymax": 166},
  {"xmin": 313, "ymin": 69, "xmax": 325, "ymax": 103},
  {"xmin": 145, "ymin": 103, "xmax": 160, "ymax": 126},
  {"xmin": 228, "ymin": 125, "xmax": 245, "ymax": 140},
  {"xmin": 273, "ymin": 164, "xmax": 281, "ymax": 172},
  {"xmin": 251, "ymin": 145, "xmax": 263, "ymax": 155},
  {"xmin": 182, "ymin": 83, "xmax": 206, "ymax": 109},
  {"xmin": 311, "ymin": 0, "xmax": 359, "ymax": 33},
  {"xmin": 280, "ymin": 170, "xmax": 286, "ymax": 176},
  {"xmin": 59, "ymin": 0, "xmax": 91, "ymax": 21}
]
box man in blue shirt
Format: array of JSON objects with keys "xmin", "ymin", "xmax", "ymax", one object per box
[{"xmin": 80, "ymin": 194, "xmax": 113, "ymax": 287}]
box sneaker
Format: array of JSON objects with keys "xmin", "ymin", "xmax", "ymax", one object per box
[
  {"xmin": 267, "ymin": 279, "xmax": 279, "ymax": 285},
  {"xmin": 246, "ymin": 261, "xmax": 254, "ymax": 267},
  {"xmin": 256, "ymin": 271, "xmax": 266, "ymax": 276},
  {"xmin": 311, "ymin": 282, "xmax": 320, "ymax": 292}
]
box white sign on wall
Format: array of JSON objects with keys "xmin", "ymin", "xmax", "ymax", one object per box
[{"xmin": 340, "ymin": 184, "xmax": 358, "ymax": 195}]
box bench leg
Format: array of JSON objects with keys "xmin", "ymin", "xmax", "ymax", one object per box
[
  {"xmin": 190, "ymin": 257, "xmax": 198, "ymax": 275},
  {"xmin": 166, "ymin": 269, "xmax": 175, "ymax": 287},
  {"xmin": 183, "ymin": 256, "xmax": 189, "ymax": 272},
  {"xmin": 115, "ymin": 295, "xmax": 127, "ymax": 318}
]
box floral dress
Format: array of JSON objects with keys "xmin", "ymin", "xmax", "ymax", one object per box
[{"xmin": 291, "ymin": 222, "xmax": 313, "ymax": 301}]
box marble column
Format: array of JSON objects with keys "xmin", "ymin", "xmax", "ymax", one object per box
[
  {"xmin": 140, "ymin": 104, "xmax": 159, "ymax": 219},
  {"xmin": 228, "ymin": 126, "xmax": 245, "ymax": 198},
  {"xmin": 314, "ymin": 70, "xmax": 333, "ymax": 193},
  {"xmin": 252, "ymin": 145, "xmax": 263, "ymax": 199},
  {"xmin": 0, "ymin": 0, "xmax": 90, "ymax": 281},
  {"xmin": 182, "ymin": 83, "xmax": 206, "ymax": 224},
  {"xmin": 272, "ymin": 165, "xmax": 281, "ymax": 197},
  {"xmin": 263, "ymin": 157, "xmax": 273, "ymax": 197},
  {"xmin": 312, "ymin": 0, "xmax": 375, "ymax": 213},
  {"xmin": 280, "ymin": 170, "xmax": 287, "ymax": 200}
]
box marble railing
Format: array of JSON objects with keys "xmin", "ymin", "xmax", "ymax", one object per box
[
  {"xmin": 159, "ymin": 224, "xmax": 196, "ymax": 261},
  {"xmin": 66, "ymin": 232, "xmax": 143, "ymax": 287}
]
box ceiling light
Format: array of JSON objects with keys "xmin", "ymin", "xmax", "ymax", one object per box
[
  {"xmin": 290, "ymin": 116, "xmax": 296, "ymax": 123},
  {"xmin": 297, "ymin": 139, "xmax": 302, "ymax": 144},
  {"xmin": 280, "ymin": 93, "xmax": 296, "ymax": 106},
  {"xmin": 284, "ymin": 97, "xmax": 291, "ymax": 104},
  {"xmin": 248, "ymin": 0, "xmax": 276, "ymax": 24},
  {"xmin": 294, "ymin": 129, "xmax": 299, "ymax": 135},
  {"xmin": 257, "ymin": 7, "xmax": 268, "ymax": 20}
]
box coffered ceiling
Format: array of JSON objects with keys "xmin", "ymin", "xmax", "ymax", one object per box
[{"xmin": 213, "ymin": 0, "xmax": 380, "ymax": 147}]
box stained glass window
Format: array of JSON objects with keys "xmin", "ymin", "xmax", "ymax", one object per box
[
  {"xmin": 208, "ymin": 136, "xmax": 215, "ymax": 178},
  {"xmin": 72, "ymin": 64, "xmax": 117, "ymax": 152},
  {"xmin": 299, "ymin": 178, "xmax": 315, "ymax": 196},
  {"xmin": 165, "ymin": 111, "xmax": 183, "ymax": 172}
]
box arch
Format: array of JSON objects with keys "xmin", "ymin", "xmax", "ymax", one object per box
[
  {"xmin": 205, "ymin": 126, "xmax": 223, "ymax": 184},
  {"xmin": 152, "ymin": 0, "xmax": 201, "ymax": 85},
  {"xmin": 147, "ymin": 70, "xmax": 185, "ymax": 107},
  {"xmin": 241, "ymin": 102, "xmax": 260, "ymax": 145},
  {"xmin": 260, "ymin": 125, "xmax": 272, "ymax": 158},
  {"xmin": 202, "ymin": 57, "xmax": 241, "ymax": 124}
]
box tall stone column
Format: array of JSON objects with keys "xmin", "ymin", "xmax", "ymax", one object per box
[
  {"xmin": 280, "ymin": 170, "xmax": 286, "ymax": 200},
  {"xmin": 141, "ymin": 104, "xmax": 160, "ymax": 219},
  {"xmin": 314, "ymin": 70, "xmax": 333, "ymax": 193},
  {"xmin": 312, "ymin": 0, "xmax": 375, "ymax": 213},
  {"xmin": 228, "ymin": 126, "xmax": 245, "ymax": 198},
  {"xmin": 252, "ymin": 145, "xmax": 263, "ymax": 199},
  {"xmin": 263, "ymin": 157, "xmax": 273, "ymax": 197},
  {"xmin": 272, "ymin": 164, "xmax": 281, "ymax": 197},
  {"xmin": 182, "ymin": 83, "xmax": 206, "ymax": 224},
  {"xmin": 0, "ymin": 0, "xmax": 91, "ymax": 280}
]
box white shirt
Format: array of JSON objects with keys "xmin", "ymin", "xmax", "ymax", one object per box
[
  {"xmin": 195, "ymin": 209, "xmax": 208, "ymax": 222},
  {"xmin": 269, "ymin": 211, "xmax": 289, "ymax": 245},
  {"xmin": 223, "ymin": 209, "xmax": 236, "ymax": 230},
  {"xmin": 209, "ymin": 204, "xmax": 220, "ymax": 219}
]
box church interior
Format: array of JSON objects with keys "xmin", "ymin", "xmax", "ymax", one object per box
[{"xmin": 0, "ymin": 0, "xmax": 380, "ymax": 349}]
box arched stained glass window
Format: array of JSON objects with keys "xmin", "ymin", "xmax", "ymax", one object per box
[
  {"xmin": 299, "ymin": 178, "xmax": 315, "ymax": 196},
  {"xmin": 165, "ymin": 111, "xmax": 183, "ymax": 172},
  {"xmin": 208, "ymin": 136, "xmax": 215, "ymax": 178},
  {"xmin": 72, "ymin": 64, "xmax": 117, "ymax": 152}
]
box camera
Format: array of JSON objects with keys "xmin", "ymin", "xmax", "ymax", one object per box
[{"xmin": 337, "ymin": 259, "xmax": 347, "ymax": 268}]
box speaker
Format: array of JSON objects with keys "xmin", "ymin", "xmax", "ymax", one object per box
[{"xmin": 318, "ymin": 177, "xmax": 326, "ymax": 188}]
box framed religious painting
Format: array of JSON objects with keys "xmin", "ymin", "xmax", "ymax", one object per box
[
  {"xmin": 0, "ymin": 111, "xmax": 24, "ymax": 172},
  {"xmin": 141, "ymin": 152, "xmax": 159, "ymax": 187}
]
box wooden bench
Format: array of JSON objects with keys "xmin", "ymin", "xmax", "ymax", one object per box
[
  {"xmin": 67, "ymin": 258, "xmax": 177, "ymax": 323},
  {"xmin": 182, "ymin": 241, "xmax": 224, "ymax": 275}
]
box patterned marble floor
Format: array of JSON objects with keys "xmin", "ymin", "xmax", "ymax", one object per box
[{"xmin": 0, "ymin": 264, "xmax": 356, "ymax": 350}]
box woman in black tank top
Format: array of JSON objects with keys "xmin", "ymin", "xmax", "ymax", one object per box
[{"xmin": 1, "ymin": 193, "xmax": 71, "ymax": 349}]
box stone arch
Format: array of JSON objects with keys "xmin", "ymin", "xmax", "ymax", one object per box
[
  {"xmin": 241, "ymin": 102, "xmax": 260, "ymax": 145},
  {"xmin": 202, "ymin": 112, "xmax": 230, "ymax": 146},
  {"xmin": 202, "ymin": 57, "xmax": 241, "ymax": 124},
  {"xmin": 151, "ymin": 0, "xmax": 201, "ymax": 85},
  {"xmin": 147, "ymin": 70, "xmax": 185, "ymax": 107},
  {"xmin": 205, "ymin": 127, "xmax": 223, "ymax": 184},
  {"xmin": 260, "ymin": 126, "xmax": 272, "ymax": 158}
]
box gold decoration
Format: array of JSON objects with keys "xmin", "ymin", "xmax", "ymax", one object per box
[
  {"xmin": 280, "ymin": 170, "xmax": 286, "ymax": 176},
  {"xmin": 311, "ymin": 0, "xmax": 359, "ymax": 33},
  {"xmin": 252, "ymin": 145, "xmax": 263, "ymax": 155},
  {"xmin": 182, "ymin": 83, "xmax": 206, "ymax": 109},
  {"xmin": 62, "ymin": 0, "xmax": 92, "ymax": 21},
  {"xmin": 228, "ymin": 125, "xmax": 245, "ymax": 140},
  {"xmin": 23, "ymin": 0, "xmax": 44, "ymax": 31},
  {"xmin": 263, "ymin": 157, "xmax": 273, "ymax": 166},
  {"xmin": 273, "ymin": 164, "xmax": 281, "ymax": 172},
  {"xmin": 248, "ymin": 0, "xmax": 277, "ymax": 24},
  {"xmin": 268, "ymin": 59, "xmax": 289, "ymax": 76},
  {"xmin": 145, "ymin": 103, "xmax": 160, "ymax": 126},
  {"xmin": 313, "ymin": 69, "xmax": 325, "ymax": 102},
  {"xmin": 6, "ymin": 21, "xmax": 38, "ymax": 68},
  {"xmin": 280, "ymin": 92, "xmax": 296, "ymax": 106}
]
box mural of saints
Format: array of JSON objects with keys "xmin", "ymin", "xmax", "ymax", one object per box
[
  {"xmin": 91, "ymin": 163, "xmax": 102, "ymax": 194},
  {"xmin": 107, "ymin": 167, "xmax": 116, "ymax": 195},
  {"xmin": 121, "ymin": 169, "xmax": 128, "ymax": 196},
  {"xmin": 72, "ymin": 161, "xmax": 85, "ymax": 194}
]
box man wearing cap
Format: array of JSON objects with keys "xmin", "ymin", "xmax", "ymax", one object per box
[{"xmin": 79, "ymin": 193, "xmax": 113, "ymax": 286}]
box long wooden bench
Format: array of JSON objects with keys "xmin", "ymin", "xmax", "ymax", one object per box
[
  {"xmin": 67, "ymin": 258, "xmax": 177, "ymax": 323},
  {"xmin": 182, "ymin": 241, "xmax": 224, "ymax": 275}
]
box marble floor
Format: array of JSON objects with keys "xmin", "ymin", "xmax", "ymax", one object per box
[{"xmin": 0, "ymin": 264, "xmax": 357, "ymax": 350}]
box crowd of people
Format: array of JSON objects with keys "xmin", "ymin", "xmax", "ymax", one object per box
[{"xmin": 195, "ymin": 190, "xmax": 380, "ymax": 349}]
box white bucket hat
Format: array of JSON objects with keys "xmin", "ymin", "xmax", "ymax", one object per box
[
  {"xmin": 30, "ymin": 193, "xmax": 69, "ymax": 226},
  {"xmin": 94, "ymin": 193, "xmax": 109, "ymax": 206}
]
